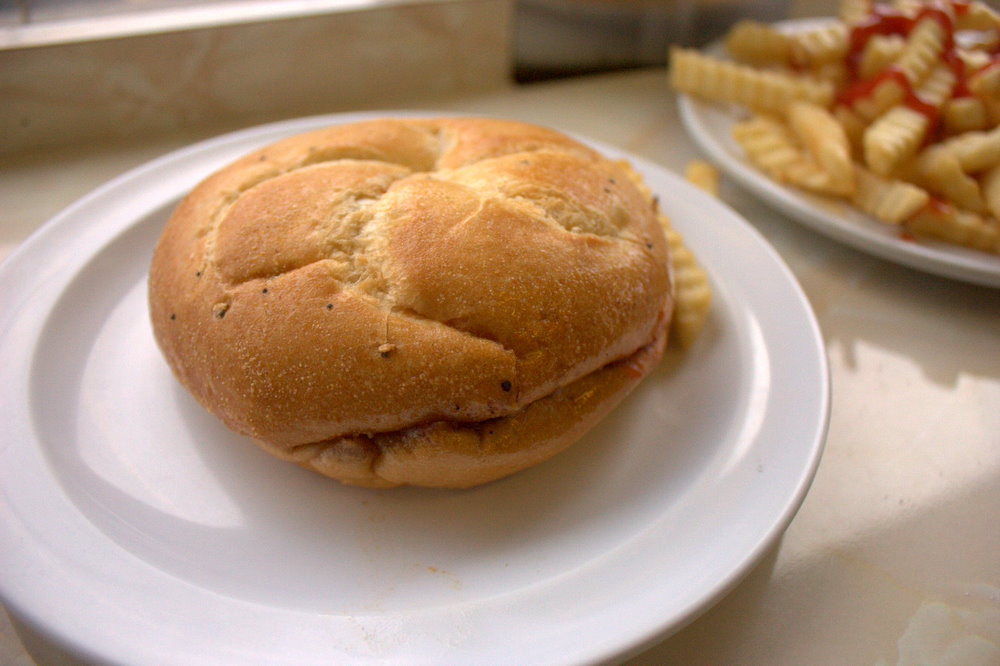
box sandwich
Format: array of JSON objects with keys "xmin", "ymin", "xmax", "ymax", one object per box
[{"xmin": 148, "ymin": 116, "xmax": 706, "ymax": 488}]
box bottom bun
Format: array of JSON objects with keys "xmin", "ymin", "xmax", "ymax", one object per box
[{"xmin": 255, "ymin": 314, "xmax": 669, "ymax": 489}]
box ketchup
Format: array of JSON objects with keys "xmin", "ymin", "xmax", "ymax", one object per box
[
  {"xmin": 837, "ymin": 65, "xmax": 910, "ymax": 106},
  {"xmin": 924, "ymin": 196, "xmax": 955, "ymax": 217},
  {"xmin": 838, "ymin": 2, "xmax": 973, "ymax": 134},
  {"xmin": 845, "ymin": 6, "xmax": 919, "ymax": 79},
  {"xmin": 945, "ymin": 49, "xmax": 972, "ymax": 98},
  {"xmin": 836, "ymin": 65, "xmax": 942, "ymax": 133}
]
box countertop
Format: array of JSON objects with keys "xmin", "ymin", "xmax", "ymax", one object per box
[{"xmin": 2, "ymin": 65, "xmax": 999, "ymax": 665}]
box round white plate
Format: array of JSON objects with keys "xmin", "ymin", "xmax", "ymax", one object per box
[
  {"xmin": 0, "ymin": 111, "xmax": 829, "ymax": 665},
  {"xmin": 677, "ymin": 18, "xmax": 1000, "ymax": 289}
]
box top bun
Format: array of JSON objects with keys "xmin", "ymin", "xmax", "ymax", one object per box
[{"xmin": 148, "ymin": 117, "xmax": 673, "ymax": 488}]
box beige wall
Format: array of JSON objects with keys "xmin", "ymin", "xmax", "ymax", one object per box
[{"xmin": 1, "ymin": 1, "xmax": 514, "ymax": 157}]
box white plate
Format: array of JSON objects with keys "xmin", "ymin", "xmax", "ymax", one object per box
[
  {"xmin": 676, "ymin": 18, "xmax": 1000, "ymax": 289},
  {"xmin": 0, "ymin": 112, "xmax": 829, "ymax": 665}
]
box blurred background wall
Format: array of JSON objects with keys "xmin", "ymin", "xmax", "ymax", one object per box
[{"xmin": 1, "ymin": 0, "xmax": 795, "ymax": 156}]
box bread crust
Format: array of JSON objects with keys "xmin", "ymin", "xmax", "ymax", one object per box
[{"xmin": 149, "ymin": 117, "xmax": 673, "ymax": 487}]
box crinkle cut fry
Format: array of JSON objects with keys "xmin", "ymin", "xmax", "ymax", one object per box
[
  {"xmin": 791, "ymin": 22, "xmax": 849, "ymax": 68},
  {"xmin": 981, "ymin": 163, "xmax": 1000, "ymax": 220},
  {"xmin": 839, "ymin": 0, "xmax": 871, "ymax": 25},
  {"xmin": 955, "ymin": 1, "xmax": 1000, "ymax": 31},
  {"xmin": 969, "ymin": 66, "xmax": 1000, "ymax": 102},
  {"xmin": 733, "ymin": 114, "xmax": 854, "ymax": 196},
  {"xmin": 614, "ymin": 157, "xmax": 712, "ymax": 347},
  {"xmin": 848, "ymin": 12, "xmax": 951, "ymax": 122},
  {"xmin": 913, "ymin": 146, "xmax": 986, "ymax": 214},
  {"xmin": 941, "ymin": 96, "xmax": 990, "ymax": 135},
  {"xmin": 670, "ymin": 47, "xmax": 834, "ymax": 114},
  {"xmin": 724, "ymin": 20, "xmax": 792, "ymax": 65},
  {"xmin": 659, "ymin": 218, "xmax": 711, "ymax": 349},
  {"xmin": 906, "ymin": 204, "xmax": 1000, "ymax": 253},
  {"xmin": 852, "ymin": 166, "xmax": 930, "ymax": 225},
  {"xmin": 731, "ymin": 115, "xmax": 801, "ymax": 180},
  {"xmin": 857, "ymin": 34, "xmax": 906, "ymax": 80},
  {"xmin": 789, "ymin": 101, "xmax": 855, "ymax": 192},
  {"xmin": 863, "ymin": 62, "xmax": 956, "ymax": 176}
]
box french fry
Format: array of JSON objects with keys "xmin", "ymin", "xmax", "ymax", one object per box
[
  {"xmin": 905, "ymin": 205, "xmax": 1000, "ymax": 253},
  {"xmin": 724, "ymin": 20, "xmax": 791, "ymax": 65},
  {"xmin": 941, "ymin": 96, "xmax": 990, "ymax": 135},
  {"xmin": 912, "ymin": 147, "xmax": 987, "ymax": 214},
  {"xmin": 896, "ymin": 20, "xmax": 954, "ymax": 87},
  {"xmin": 858, "ymin": 35, "xmax": 906, "ymax": 80},
  {"xmin": 733, "ymin": 115, "xmax": 854, "ymax": 196},
  {"xmin": 790, "ymin": 23, "xmax": 850, "ymax": 68},
  {"xmin": 969, "ymin": 65, "xmax": 1000, "ymax": 102},
  {"xmin": 670, "ymin": 47, "xmax": 835, "ymax": 114},
  {"xmin": 732, "ymin": 115, "xmax": 803, "ymax": 180},
  {"xmin": 852, "ymin": 166, "xmax": 930, "ymax": 225},
  {"xmin": 864, "ymin": 107, "xmax": 927, "ymax": 176},
  {"xmin": 863, "ymin": 63, "xmax": 955, "ymax": 176},
  {"xmin": 982, "ymin": 163, "xmax": 1000, "ymax": 220},
  {"xmin": 954, "ymin": 1, "xmax": 1000, "ymax": 31},
  {"xmin": 662, "ymin": 221, "xmax": 713, "ymax": 348},
  {"xmin": 684, "ymin": 160, "xmax": 720, "ymax": 197},
  {"xmin": 839, "ymin": 0, "xmax": 871, "ymax": 25},
  {"xmin": 788, "ymin": 100, "xmax": 855, "ymax": 192},
  {"xmin": 834, "ymin": 104, "xmax": 868, "ymax": 154},
  {"xmin": 937, "ymin": 126, "xmax": 1000, "ymax": 173},
  {"xmin": 620, "ymin": 161, "xmax": 712, "ymax": 346}
]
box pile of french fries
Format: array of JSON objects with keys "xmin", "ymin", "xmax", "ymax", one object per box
[{"xmin": 671, "ymin": 0, "xmax": 1000, "ymax": 256}]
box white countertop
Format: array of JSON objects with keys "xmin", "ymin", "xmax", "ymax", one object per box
[{"xmin": 2, "ymin": 66, "xmax": 998, "ymax": 665}]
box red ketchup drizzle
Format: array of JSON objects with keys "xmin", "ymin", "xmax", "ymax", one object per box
[
  {"xmin": 838, "ymin": 3, "xmax": 967, "ymax": 135},
  {"xmin": 925, "ymin": 197, "xmax": 955, "ymax": 217},
  {"xmin": 946, "ymin": 49, "xmax": 972, "ymax": 98},
  {"xmin": 838, "ymin": 65, "xmax": 909, "ymax": 106},
  {"xmin": 845, "ymin": 6, "xmax": 916, "ymax": 79}
]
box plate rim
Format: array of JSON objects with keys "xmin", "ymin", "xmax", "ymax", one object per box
[{"xmin": 0, "ymin": 110, "xmax": 830, "ymax": 664}]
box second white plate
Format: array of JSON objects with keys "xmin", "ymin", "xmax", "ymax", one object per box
[{"xmin": 677, "ymin": 18, "xmax": 1000, "ymax": 289}]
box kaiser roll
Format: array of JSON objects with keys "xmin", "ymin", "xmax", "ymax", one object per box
[{"xmin": 148, "ymin": 117, "xmax": 674, "ymax": 488}]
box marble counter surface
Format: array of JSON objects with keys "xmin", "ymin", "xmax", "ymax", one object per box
[{"xmin": 2, "ymin": 66, "xmax": 999, "ymax": 665}]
